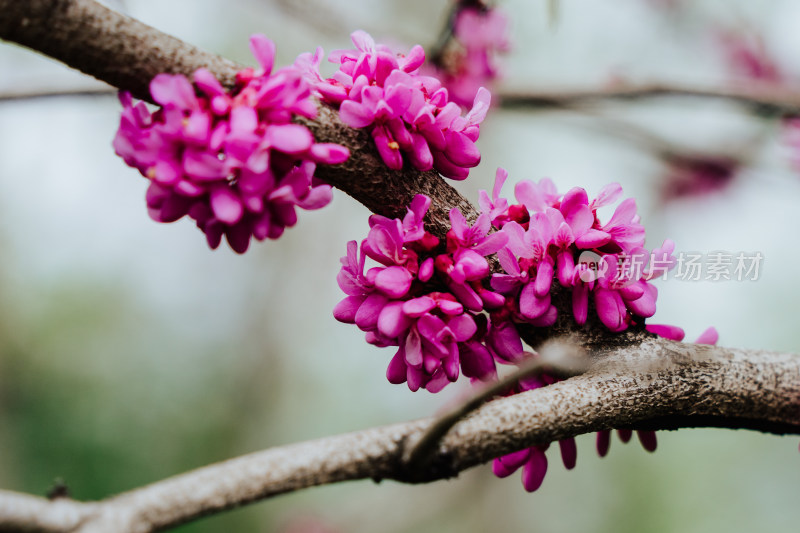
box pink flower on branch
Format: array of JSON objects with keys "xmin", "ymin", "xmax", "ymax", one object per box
[
  {"xmin": 114, "ymin": 35, "xmax": 349, "ymax": 253},
  {"xmin": 479, "ymin": 171, "xmax": 671, "ymax": 334},
  {"xmin": 333, "ymin": 194, "xmax": 507, "ymax": 393},
  {"xmin": 335, "ymin": 168, "xmax": 680, "ymax": 391},
  {"xmin": 297, "ymin": 31, "xmax": 491, "ymax": 180},
  {"xmin": 333, "ymin": 168, "xmax": 697, "ymax": 490},
  {"xmin": 717, "ymin": 29, "xmax": 783, "ymax": 84}
]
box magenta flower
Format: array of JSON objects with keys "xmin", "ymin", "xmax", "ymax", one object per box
[
  {"xmin": 493, "ymin": 445, "xmax": 549, "ymax": 492},
  {"xmin": 446, "ymin": 208, "xmax": 508, "ymax": 255},
  {"xmin": 478, "ymin": 172, "xmax": 676, "ymax": 333},
  {"xmin": 299, "ymin": 31, "xmax": 491, "ymax": 179},
  {"xmin": 383, "ymin": 296, "xmax": 489, "ymax": 392},
  {"xmin": 590, "ymin": 255, "xmax": 659, "ymax": 331},
  {"xmin": 595, "ymin": 429, "xmax": 657, "ymax": 457},
  {"xmin": 646, "ymin": 324, "xmax": 719, "ymax": 345},
  {"xmin": 436, "ymin": 208, "xmax": 508, "ymax": 311},
  {"xmin": 694, "ymin": 326, "xmax": 719, "ymax": 345},
  {"xmin": 333, "ymin": 240, "xmax": 379, "ymax": 325},
  {"xmin": 490, "ymin": 223, "xmax": 557, "ymax": 326},
  {"xmin": 425, "ymin": 6, "xmax": 511, "ymax": 107},
  {"xmin": 515, "ymin": 177, "xmax": 561, "ymax": 214},
  {"xmin": 332, "ymin": 238, "xmax": 416, "ymax": 333},
  {"xmin": 332, "ymin": 196, "xmax": 443, "ymax": 335},
  {"xmin": 600, "ymin": 198, "xmax": 646, "ymax": 253},
  {"xmin": 660, "ymin": 155, "xmax": 740, "ymax": 201},
  {"xmin": 114, "ymin": 34, "xmax": 349, "ymax": 253},
  {"xmin": 333, "ymin": 193, "xmax": 507, "ymax": 393},
  {"xmin": 478, "ymin": 167, "xmax": 511, "ymax": 226},
  {"xmin": 485, "ymin": 313, "xmax": 525, "ymax": 364}
]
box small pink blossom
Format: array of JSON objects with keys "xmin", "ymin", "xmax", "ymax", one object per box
[
  {"xmin": 478, "ymin": 167, "xmax": 511, "ymax": 226},
  {"xmin": 427, "ymin": 6, "xmax": 511, "ymax": 107},
  {"xmin": 384, "ymin": 298, "xmax": 487, "ymax": 392},
  {"xmin": 718, "ymin": 29, "xmax": 783, "ymax": 84},
  {"xmin": 660, "ymin": 155, "xmax": 740, "ymax": 201}
]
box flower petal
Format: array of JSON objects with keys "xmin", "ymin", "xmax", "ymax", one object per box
[
  {"xmin": 374, "ymin": 266, "xmax": 413, "ymax": 298},
  {"xmin": 210, "ymin": 186, "xmax": 244, "ymax": 225},
  {"xmin": 521, "ymin": 448, "xmax": 548, "ymax": 492}
]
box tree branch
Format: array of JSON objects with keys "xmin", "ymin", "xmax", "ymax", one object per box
[
  {"xmin": 0, "ymin": 337, "xmax": 797, "ymax": 532},
  {"xmin": 499, "ymin": 82, "xmax": 800, "ymax": 115},
  {"xmin": 0, "ymin": 0, "xmax": 239, "ymax": 104},
  {"xmin": 0, "ymin": 82, "xmax": 115, "ymax": 102},
  {"xmin": 403, "ymin": 338, "xmax": 588, "ymax": 474}
]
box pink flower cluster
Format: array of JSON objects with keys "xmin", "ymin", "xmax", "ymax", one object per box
[
  {"xmin": 335, "ymin": 168, "xmax": 678, "ymax": 391},
  {"xmin": 113, "ymin": 35, "xmax": 349, "ymax": 253},
  {"xmin": 483, "ymin": 168, "xmax": 676, "ymax": 333},
  {"xmin": 334, "ymin": 195, "xmax": 512, "ymax": 392},
  {"xmin": 334, "ymin": 167, "xmax": 700, "ymax": 491},
  {"xmin": 296, "ymin": 31, "xmax": 491, "ymax": 180},
  {"xmin": 432, "ymin": 5, "xmax": 511, "ymax": 107}
]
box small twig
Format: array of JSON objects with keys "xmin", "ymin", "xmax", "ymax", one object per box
[
  {"xmin": 426, "ymin": 2, "xmax": 461, "ymax": 68},
  {"xmin": 547, "ymin": 0, "xmax": 560, "ymax": 28},
  {"xmin": 498, "ymin": 82, "xmax": 800, "ymax": 115},
  {"xmin": 403, "ymin": 338, "xmax": 589, "ymax": 474},
  {"xmin": 547, "ymin": 101, "xmax": 693, "ymax": 154},
  {"xmin": 428, "ymin": 0, "xmax": 490, "ymax": 68},
  {"xmin": 0, "ymin": 85, "xmax": 116, "ymax": 102},
  {"xmin": 508, "ymin": 97, "xmax": 780, "ymax": 178}
]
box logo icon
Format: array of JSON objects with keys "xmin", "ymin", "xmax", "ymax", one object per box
[{"xmin": 576, "ymin": 251, "xmax": 605, "ymax": 282}]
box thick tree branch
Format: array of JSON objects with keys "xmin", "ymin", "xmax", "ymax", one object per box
[
  {"xmin": 0, "ymin": 490, "xmax": 96, "ymax": 532},
  {"xmin": 0, "ymin": 0, "xmax": 239, "ymax": 104},
  {"xmin": 0, "ymin": 337, "xmax": 797, "ymax": 532}
]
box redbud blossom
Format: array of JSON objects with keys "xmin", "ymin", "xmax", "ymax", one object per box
[
  {"xmin": 114, "ymin": 35, "xmax": 349, "ymax": 253},
  {"xmin": 297, "ymin": 31, "xmax": 490, "ymax": 179}
]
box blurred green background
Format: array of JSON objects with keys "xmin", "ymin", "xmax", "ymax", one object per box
[{"xmin": 1, "ymin": 0, "xmax": 799, "ymax": 531}]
